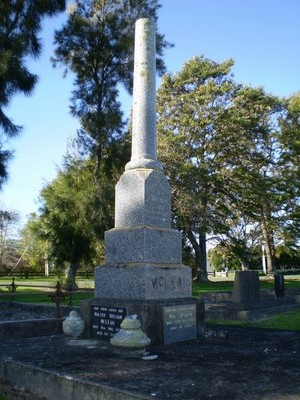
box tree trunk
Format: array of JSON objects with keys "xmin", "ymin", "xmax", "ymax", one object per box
[
  {"xmin": 261, "ymin": 219, "xmax": 276, "ymax": 275},
  {"xmin": 187, "ymin": 230, "xmax": 209, "ymax": 283},
  {"xmin": 65, "ymin": 263, "xmax": 79, "ymax": 290}
]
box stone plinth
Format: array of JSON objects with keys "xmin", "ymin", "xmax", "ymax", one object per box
[
  {"xmin": 105, "ymin": 226, "xmax": 182, "ymax": 264},
  {"xmin": 115, "ymin": 169, "xmax": 171, "ymax": 228},
  {"xmin": 95, "ymin": 264, "xmax": 191, "ymax": 300}
]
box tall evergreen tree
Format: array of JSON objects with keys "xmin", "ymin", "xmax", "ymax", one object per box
[
  {"xmin": 157, "ymin": 56, "xmax": 238, "ymax": 281},
  {"xmin": 226, "ymin": 86, "xmax": 283, "ymax": 273},
  {"xmin": 278, "ymin": 92, "xmax": 300, "ymax": 250},
  {"xmin": 0, "ymin": 0, "xmax": 66, "ymax": 187},
  {"xmin": 157, "ymin": 56, "xmax": 286, "ymax": 278},
  {"xmin": 38, "ymin": 157, "xmax": 99, "ymax": 288}
]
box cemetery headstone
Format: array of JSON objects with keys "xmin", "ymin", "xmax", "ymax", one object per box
[{"xmin": 232, "ymin": 271, "xmax": 261, "ymax": 305}]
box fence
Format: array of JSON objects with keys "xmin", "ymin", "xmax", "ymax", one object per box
[
  {"xmin": 0, "ymin": 271, "xmax": 94, "ymax": 278},
  {"xmin": 0, "ymin": 277, "xmax": 93, "ymax": 318}
]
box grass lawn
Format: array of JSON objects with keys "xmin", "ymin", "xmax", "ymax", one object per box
[{"xmin": 208, "ymin": 310, "xmax": 300, "ymax": 331}]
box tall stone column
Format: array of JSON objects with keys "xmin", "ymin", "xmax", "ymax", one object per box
[{"xmin": 125, "ymin": 18, "xmax": 162, "ymax": 172}]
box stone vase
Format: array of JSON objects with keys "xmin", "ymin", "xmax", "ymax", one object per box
[
  {"xmin": 63, "ymin": 311, "xmax": 85, "ymax": 339},
  {"xmin": 110, "ymin": 315, "xmax": 150, "ymax": 349}
]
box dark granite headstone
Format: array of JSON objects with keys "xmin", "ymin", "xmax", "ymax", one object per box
[
  {"xmin": 163, "ymin": 304, "xmax": 197, "ymax": 345},
  {"xmin": 90, "ymin": 305, "xmax": 126, "ymax": 341},
  {"xmin": 275, "ymin": 273, "xmax": 285, "ymax": 298},
  {"xmin": 232, "ymin": 271, "xmax": 260, "ymax": 305}
]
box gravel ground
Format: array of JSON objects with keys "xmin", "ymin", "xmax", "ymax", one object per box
[
  {"xmin": 1, "ymin": 327, "xmax": 300, "ymax": 400},
  {"xmin": 1, "ymin": 303, "xmax": 300, "ymax": 399}
]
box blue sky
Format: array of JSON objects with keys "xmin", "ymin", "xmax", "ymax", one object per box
[{"xmin": 1, "ymin": 0, "xmax": 300, "ymax": 230}]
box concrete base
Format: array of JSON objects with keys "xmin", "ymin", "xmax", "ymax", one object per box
[
  {"xmin": 0, "ymin": 302, "xmax": 76, "ymax": 339},
  {"xmin": 205, "ymin": 301, "xmax": 300, "ymax": 322},
  {"xmin": 0, "ymin": 359, "xmax": 141, "ymax": 400},
  {"xmin": 203, "ymin": 290, "xmax": 300, "ymax": 322},
  {"xmin": 0, "ymin": 318, "xmax": 62, "ymax": 340},
  {"xmin": 81, "ymin": 297, "xmax": 205, "ymax": 346}
]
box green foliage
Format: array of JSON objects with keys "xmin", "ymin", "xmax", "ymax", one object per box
[
  {"xmin": 0, "ymin": 210, "xmax": 19, "ymax": 270},
  {"xmin": 0, "ymin": 0, "xmax": 66, "ymax": 187},
  {"xmin": 277, "ymin": 92, "xmax": 300, "ymax": 249},
  {"xmin": 158, "ymin": 55, "xmax": 298, "ymax": 275},
  {"xmin": 157, "ymin": 56, "xmax": 238, "ymax": 281},
  {"xmin": 38, "ymin": 158, "xmax": 101, "ymax": 270},
  {"xmin": 276, "ymin": 245, "xmax": 300, "ymax": 270},
  {"xmin": 208, "ymin": 246, "xmax": 241, "ymax": 272},
  {"xmin": 20, "ymin": 213, "xmax": 48, "ymax": 274}
]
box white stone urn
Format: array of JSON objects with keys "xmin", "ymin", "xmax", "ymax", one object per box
[
  {"xmin": 110, "ymin": 315, "xmax": 151, "ymax": 349},
  {"xmin": 63, "ymin": 311, "xmax": 85, "ymax": 339}
]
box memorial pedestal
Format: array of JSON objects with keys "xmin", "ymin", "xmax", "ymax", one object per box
[{"xmin": 81, "ymin": 297, "xmax": 205, "ymax": 346}]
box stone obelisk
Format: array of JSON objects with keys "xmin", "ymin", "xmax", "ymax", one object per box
[
  {"xmin": 95, "ymin": 18, "xmax": 190, "ymax": 300},
  {"xmin": 87, "ymin": 18, "xmax": 204, "ymax": 345}
]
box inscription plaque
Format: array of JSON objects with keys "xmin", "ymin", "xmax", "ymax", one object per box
[
  {"xmin": 163, "ymin": 304, "xmax": 197, "ymax": 345},
  {"xmin": 90, "ymin": 305, "xmax": 126, "ymax": 341}
]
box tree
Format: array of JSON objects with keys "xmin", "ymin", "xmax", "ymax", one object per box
[
  {"xmin": 277, "ymin": 92, "xmax": 300, "ymax": 251},
  {"xmin": 0, "ymin": 0, "xmax": 66, "ymax": 188},
  {"xmin": 20, "ymin": 213, "xmax": 49, "ymax": 275},
  {"xmin": 37, "ymin": 157, "xmax": 97, "ymax": 288},
  {"xmin": 224, "ymin": 86, "xmax": 284, "ymax": 274},
  {"xmin": 41, "ymin": 0, "xmax": 170, "ymax": 286},
  {"xmin": 35, "ymin": 147, "xmax": 126, "ymax": 287},
  {"xmin": 52, "ymin": 0, "xmax": 170, "ymax": 168},
  {"xmin": 0, "ymin": 209, "xmax": 19, "ymax": 270},
  {"xmin": 157, "ymin": 56, "xmax": 288, "ymax": 279},
  {"xmin": 157, "ymin": 56, "xmax": 239, "ymax": 281}
]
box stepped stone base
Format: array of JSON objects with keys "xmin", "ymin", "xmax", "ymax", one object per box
[
  {"xmin": 94, "ymin": 263, "xmax": 191, "ymax": 300},
  {"xmin": 81, "ymin": 297, "xmax": 205, "ymax": 346}
]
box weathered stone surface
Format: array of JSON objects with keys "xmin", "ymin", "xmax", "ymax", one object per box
[
  {"xmin": 105, "ymin": 226, "xmax": 182, "ymax": 265},
  {"xmin": 62, "ymin": 311, "xmax": 85, "ymax": 339},
  {"xmin": 91, "ymin": 17, "xmax": 202, "ymax": 346},
  {"xmin": 125, "ymin": 18, "xmax": 162, "ymax": 172},
  {"xmin": 232, "ymin": 270, "xmax": 261, "ymax": 304},
  {"xmin": 115, "ymin": 169, "xmax": 171, "ymax": 229},
  {"xmin": 94, "ymin": 264, "xmax": 191, "ymax": 300},
  {"xmin": 110, "ymin": 315, "xmax": 151, "ymax": 349}
]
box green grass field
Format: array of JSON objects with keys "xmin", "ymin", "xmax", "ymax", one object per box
[{"xmin": 1, "ymin": 275, "xmax": 300, "ymax": 331}]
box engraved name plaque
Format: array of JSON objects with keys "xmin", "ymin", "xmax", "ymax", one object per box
[
  {"xmin": 163, "ymin": 304, "xmax": 197, "ymax": 345},
  {"xmin": 90, "ymin": 305, "xmax": 126, "ymax": 341}
]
